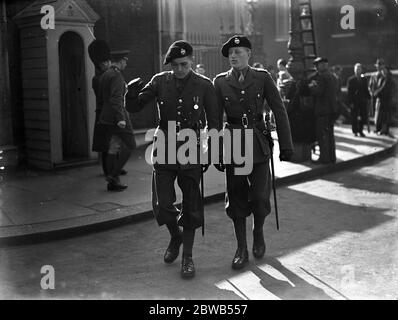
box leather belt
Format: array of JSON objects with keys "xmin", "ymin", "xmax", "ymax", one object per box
[
  {"xmin": 159, "ymin": 122, "xmax": 202, "ymax": 134},
  {"xmin": 227, "ymin": 114, "xmax": 264, "ymax": 128}
]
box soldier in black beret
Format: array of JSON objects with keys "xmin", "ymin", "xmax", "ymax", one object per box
[
  {"xmin": 214, "ymin": 35, "xmax": 293, "ymax": 270},
  {"xmin": 96, "ymin": 49, "xmax": 136, "ymax": 191},
  {"xmin": 221, "ymin": 35, "xmax": 252, "ymax": 58},
  {"xmin": 126, "ymin": 40, "xmax": 221, "ymax": 279}
]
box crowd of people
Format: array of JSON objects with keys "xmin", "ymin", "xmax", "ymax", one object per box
[
  {"xmin": 270, "ymin": 56, "xmax": 394, "ymax": 164},
  {"xmin": 87, "ymin": 35, "xmax": 394, "ymax": 280}
]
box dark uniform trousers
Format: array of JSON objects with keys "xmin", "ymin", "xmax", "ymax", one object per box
[
  {"xmin": 152, "ymin": 164, "xmax": 203, "ymax": 229},
  {"xmin": 127, "ymin": 71, "xmax": 220, "ymax": 231},
  {"xmin": 214, "ymin": 67, "xmax": 293, "ymax": 229},
  {"xmin": 226, "ymin": 162, "xmax": 271, "ymax": 220}
]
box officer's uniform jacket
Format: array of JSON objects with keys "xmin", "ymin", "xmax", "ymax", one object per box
[
  {"xmin": 214, "ymin": 67, "xmax": 293, "ymax": 164},
  {"xmin": 97, "ymin": 66, "xmax": 135, "ymax": 149},
  {"xmin": 127, "ymin": 70, "xmax": 220, "ymax": 169},
  {"xmin": 308, "ymin": 70, "xmax": 338, "ymax": 117}
]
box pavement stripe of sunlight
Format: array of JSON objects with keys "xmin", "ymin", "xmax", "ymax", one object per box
[
  {"xmin": 215, "ymin": 270, "xmax": 284, "ymax": 300},
  {"xmin": 214, "ymin": 261, "xmax": 347, "ymax": 300},
  {"xmin": 288, "ymin": 179, "xmax": 398, "ymax": 210},
  {"xmin": 333, "ymin": 132, "xmax": 394, "ymax": 145},
  {"xmin": 336, "ymin": 142, "xmax": 384, "ymax": 154},
  {"xmin": 356, "ymin": 159, "xmax": 398, "ymax": 181},
  {"xmin": 335, "ymin": 149, "xmax": 365, "ymax": 161}
]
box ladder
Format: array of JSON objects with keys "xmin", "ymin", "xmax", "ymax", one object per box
[{"xmin": 298, "ymin": 0, "xmax": 317, "ymax": 77}]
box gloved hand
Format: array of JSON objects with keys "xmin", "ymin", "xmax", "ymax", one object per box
[
  {"xmin": 126, "ymin": 78, "xmax": 145, "ymax": 100},
  {"xmin": 214, "ymin": 163, "xmax": 225, "ymax": 172},
  {"xmin": 202, "ymin": 164, "xmax": 210, "ymax": 173},
  {"xmin": 117, "ymin": 120, "xmax": 127, "ymax": 129},
  {"xmin": 279, "ymin": 149, "xmax": 293, "ymax": 162}
]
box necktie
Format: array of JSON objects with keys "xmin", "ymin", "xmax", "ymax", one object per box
[
  {"xmin": 238, "ymin": 71, "xmax": 245, "ymax": 83},
  {"xmin": 176, "ymin": 79, "xmax": 184, "ymax": 92}
]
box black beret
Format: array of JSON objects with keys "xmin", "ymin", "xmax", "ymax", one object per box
[
  {"xmin": 88, "ymin": 40, "xmax": 110, "ymax": 67},
  {"xmin": 221, "ymin": 35, "xmax": 252, "ymax": 57},
  {"xmin": 110, "ymin": 50, "xmax": 130, "ymax": 62},
  {"xmin": 313, "ymin": 57, "xmax": 328, "ymax": 65},
  {"xmin": 164, "ymin": 40, "xmax": 193, "ymax": 65}
]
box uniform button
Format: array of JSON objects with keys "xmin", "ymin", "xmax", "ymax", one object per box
[
  {"xmin": 179, "ymin": 99, "xmax": 183, "ymax": 103},
  {"xmin": 177, "ymin": 105, "xmax": 183, "ymax": 109},
  {"xmin": 177, "ymin": 112, "xmax": 181, "ymax": 115},
  {"xmin": 241, "ymin": 90, "xmax": 245, "ymax": 95}
]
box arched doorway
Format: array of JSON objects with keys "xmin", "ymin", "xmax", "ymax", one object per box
[{"xmin": 59, "ymin": 31, "xmax": 89, "ymax": 160}]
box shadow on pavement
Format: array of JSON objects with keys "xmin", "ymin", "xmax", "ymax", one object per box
[
  {"xmin": 0, "ymin": 160, "xmax": 395, "ymax": 299},
  {"xmin": 325, "ymin": 171, "xmax": 398, "ymax": 196},
  {"xmin": 250, "ymin": 258, "xmax": 334, "ymax": 300}
]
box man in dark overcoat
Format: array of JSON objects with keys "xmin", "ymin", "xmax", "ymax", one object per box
[
  {"xmin": 347, "ymin": 63, "xmax": 370, "ymax": 137},
  {"xmin": 97, "ymin": 50, "xmax": 136, "ymax": 191},
  {"xmin": 308, "ymin": 57, "xmax": 337, "ymax": 164}
]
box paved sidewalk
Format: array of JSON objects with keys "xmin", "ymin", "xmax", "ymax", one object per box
[{"xmin": 0, "ymin": 125, "xmax": 396, "ymax": 241}]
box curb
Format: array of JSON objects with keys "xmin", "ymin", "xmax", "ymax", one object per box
[{"xmin": 1, "ymin": 141, "xmax": 397, "ymax": 246}]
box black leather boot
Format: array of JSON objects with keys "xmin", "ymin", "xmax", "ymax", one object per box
[
  {"xmin": 181, "ymin": 255, "xmax": 195, "ymax": 279},
  {"xmin": 164, "ymin": 233, "xmax": 183, "ymax": 264},
  {"xmin": 232, "ymin": 247, "xmax": 249, "ymax": 270},
  {"xmin": 252, "ymin": 230, "xmax": 266, "ymax": 259},
  {"xmin": 232, "ymin": 218, "xmax": 248, "ymax": 269}
]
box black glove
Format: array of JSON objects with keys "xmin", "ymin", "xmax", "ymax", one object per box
[
  {"xmin": 202, "ymin": 164, "xmax": 210, "ymax": 173},
  {"xmin": 214, "ymin": 163, "xmax": 225, "ymax": 172},
  {"xmin": 279, "ymin": 150, "xmax": 293, "ymax": 162},
  {"xmin": 126, "ymin": 78, "xmax": 145, "ymax": 100}
]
